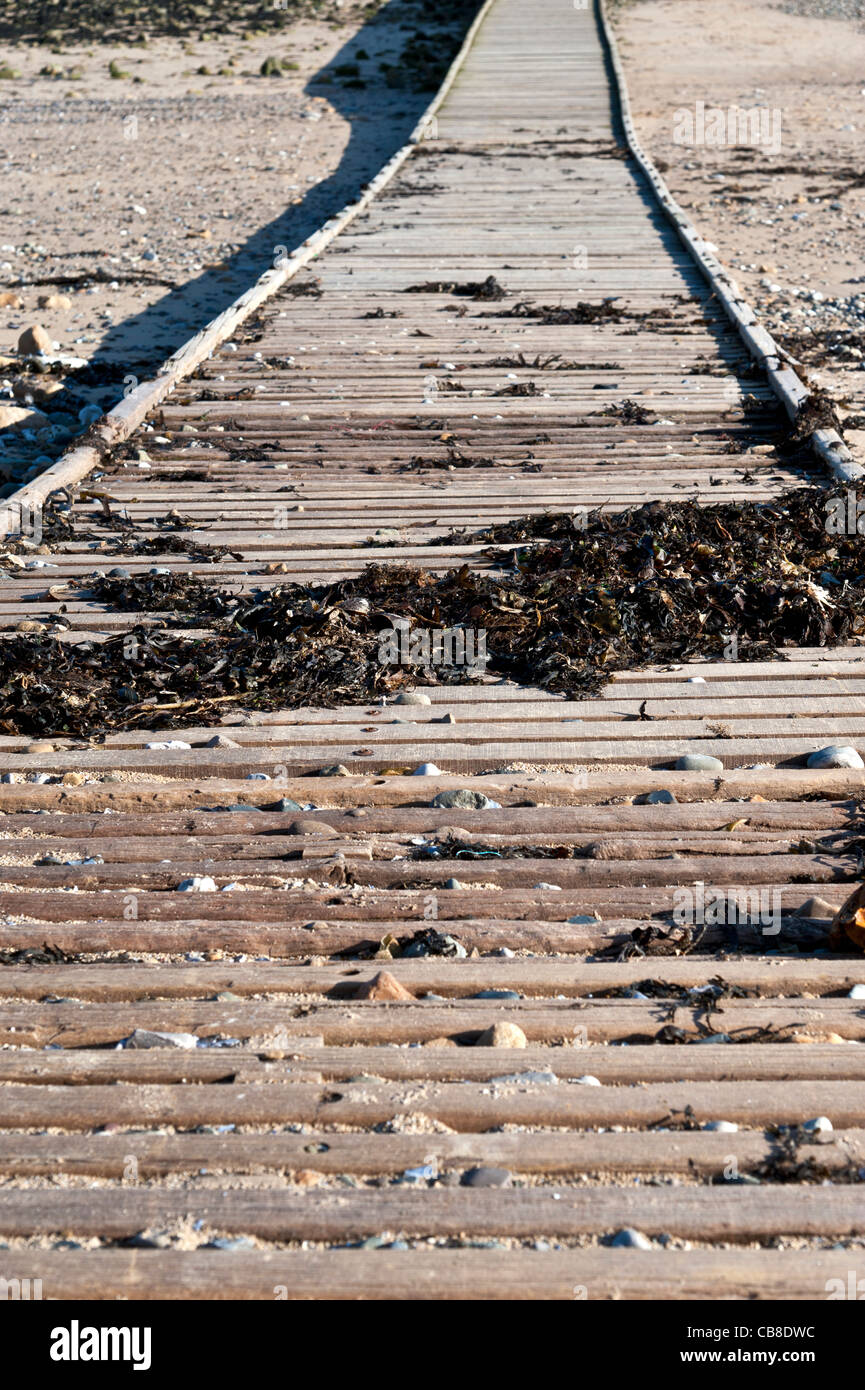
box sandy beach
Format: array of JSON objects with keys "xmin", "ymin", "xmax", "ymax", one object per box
[{"xmin": 610, "ymin": 0, "xmax": 865, "ymax": 457}]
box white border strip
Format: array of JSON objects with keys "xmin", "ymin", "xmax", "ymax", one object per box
[
  {"xmin": 0, "ymin": 0, "xmax": 495, "ymax": 539},
  {"xmin": 596, "ymin": 0, "xmax": 863, "ymax": 484}
]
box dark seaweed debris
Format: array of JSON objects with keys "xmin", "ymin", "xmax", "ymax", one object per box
[
  {"xmin": 403, "ymin": 276, "xmax": 507, "ymax": 301},
  {"xmin": 486, "ymin": 298, "xmax": 626, "ymax": 324},
  {"xmin": 595, "ymin": 398, "xmax": 657, "ymax": 424},
  {"xmin": 1, "ymin": 485, "xmax": 864, "ymax": 737}
]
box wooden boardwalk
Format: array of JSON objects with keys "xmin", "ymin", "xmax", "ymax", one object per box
[{"xmin": 0, "ymin": 0, "xmax": 863, "ymax": 1301}]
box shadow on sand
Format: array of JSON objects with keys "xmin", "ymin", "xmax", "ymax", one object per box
[{"xmin": 3, "ymin": 0, "xmax": 481, "ymax": 483}]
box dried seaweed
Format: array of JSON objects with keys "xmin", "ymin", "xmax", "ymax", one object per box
[
  {"xmin": 403, "ymin": 276, "xmax": 507, "ymax": 300},
  {"xmin": 2, "ymin": 484, "xmax": 864, "ymax": 737},
  {"xmin": 485, "ymin": 298, "xmax": 626, "ymax": 324}
]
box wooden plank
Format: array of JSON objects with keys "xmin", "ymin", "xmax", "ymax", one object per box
[
  {"xmin": 0, "ymin": 1127, "xmax": 849, "ymax": 1179},
  {"xmin": 2, "ymin": 1042, "xmax": 862, "ymax": 1086},
  {"xmin": 10, "ymin": 828, "xmax": 843, "ymax": 859},
  {"xmin": 0, "ymin": 800, "xmax": 856, "ymax": 828},
  {"xmin": 1, "ymin": 959, "xmax": 862, "ymax": 1003},
  {"xmin": 0, "ymin": 998, "xmax": 857, "ymax": 1048},
  {"xmin": 0, "ymin": 852, "xmax": 852, "ymax": 890},
  {"xmin": 0, "ymin": 882, "xmax": 846, "ymax": 923},
  {"xmin": 0, "ymin": 798, "xmax": 855, "ymax": 834},
  {"xmin": 0, "ymin": 1248, "xmax": 853, "ymax": 1300},
  {"xmin": 1, "ymin": 770, "xmax": 862, "ymax": 813},
  {"xmin": 3, "ymin": 738, "xmax": 863, "ymax": 772},
  {"xmin": 0, "ymin": 916, "xmax": 628, "ymax": 956},
  {"xmin": 0, "ymin": 1079, "xmax": 861, "ymax": 1131},
  {"xmin": 1, "ymin": 1186, "xmax": 861, "ymax": 1242}
]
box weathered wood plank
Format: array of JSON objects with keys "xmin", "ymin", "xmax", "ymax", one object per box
[
  {"xmin": 1, "ymin": 959, "xmax": 861, "ymax": 1003},
  {"xmin": 1, "ymin": 1042, "xmax": 862, "ymax": 1086},
  {"xmin": 0, "ymin": 1127, "xmax": 848, "ymax": 1179},
  {"xmin": 1, "ymin": 1186, "xmax": 861, "ymax": 1242},
  {"xmin": 0, "ymin": 1248, "xmax": 852, "ymax": 1300}
]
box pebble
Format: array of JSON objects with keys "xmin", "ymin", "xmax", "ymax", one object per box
[
  {"xmin": 358, "ymin": 1235, "xmax": 390, "ymax": 1250},
  {"xmin": 473, "ymin": 989, "xmax": 521, "ymax": 1001},
  {"xmin": 534, "ymin": 882, "xmax": 561, "ymax": 891},
  {"xmin": 122, "ymin": 1029, "xmax": 198, "ymax": 1050},
  {"xmin": 848, "ymin": 984, "xmax": 865, "ymax": 1000},
  {"xmin": 443, "ymin": 877, "xmax": 466, "ymax": 889},
  {"xmin": 25, "ymin": 741, "xmax": 54, "ymax": 753},
  {"xmin": 395, "ymin": 692, "xmax": 431, "ymax": 705},
  {"xmin": 125, "ymin": 1232, "xmax": 174, "ymax": 1250},
  {"xmin": 289, "ymin": 819, "xmax": 338, "ymax": 836},
  {"xmin": 400, "ymin": 1164, "xmax": 437, "ymax": 1184},
  {"xmin": 205, "ymin": 735, "xmax": 239, "ymax": 748},
  {"xmin": 0, "ymin": 404, "xmax": 48, "ymax": 431},
  {"xmin": 355, "ymin": 970, "xmax": 414, "ymax": 1001},
  {"xmin": 801, "ymin": 1116, "xmax": 833, "ymax": 1133},
  {"xmin": 413, "ymin": 763, "xmax": 442, "ymax": 776},
  {"xmin": 646, "ymin": 789, "xmax": 677, "ymax": 804},
  {"xmin": 272, "ymin": 798, "xmax": 303, "ymax": 812},
  {"xmin": 293, "ymin": 1169, "xmax": 324, "ymax": 1188},
  {"xmin": 176, "ymin": 875, "xmax": 218, "ymax": 892},
  {"xmin": 18, "ymin": 323, "xmax": 52, "ymax": 355},
  {"xmin": 703, "ymin": 1120, "xmax": 739, "ymax": 1132},
  {"xmin": 475, "ymin": 1021, "xmax": 527, "ymax": 1048},
  {"xmin": 610, "ymin": 1228, "xmax": 653, "ymax": 1250},
  {"xmin": 798, "ymin": 896, "xmax": 836, "ymax": 920},
  {"xmin": 568, "ymin": 914, "xmax": 599, "ymax": 924},
  {"xmin": 38, "ymin": 293, "xmax": 72, "ymax": 311},
  {"xmin": 806, "ymin": 745, "xmax": 864, "ymax": 770},
  {"xmin": 675, "ymin": 753, "xmax": 724, "ymax": 772},
  {"xmin": 492, "ymin": 1070, "xmax": 558, "ymax": 1085},
  {"xmin": 319, "ymin": 764, "xmax": 350, "ymax": 776},
  {"xmin": 432, "ymin": 789, "xmax": 499, "ymax": 810},
  {"xmin": 145, "ymin": 740, "xmax": 191, "ymax": 750},
  {"xmin": 246, "ymin": 772, "xmax": 270, "ymax": 781},
  {"xmin": 573, "ymin": 1075, "xmax": 602, "ymax": 1087},
  {"xmin": 460, "ymin": 1167, "xmax": 512, "ymax": 1188}
]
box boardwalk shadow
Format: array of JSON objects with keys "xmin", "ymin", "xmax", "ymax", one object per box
[
  {"xmin": 97, "ymin": 28, "xmax": 434, "ymax": 379},
  {"xmin": 5, "ymin": 1, "xmax": 480, "ymax": 482}
]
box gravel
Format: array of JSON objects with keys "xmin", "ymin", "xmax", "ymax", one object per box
[{"xmin": 772, "ymin": 0, "xmax": 865, "ymax": 21}]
